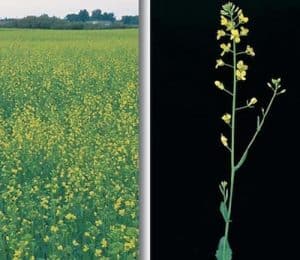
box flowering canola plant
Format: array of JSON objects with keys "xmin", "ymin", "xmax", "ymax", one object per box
[
  {"xmin": 0, "ymin": 29, "xmax": 138, "ymax": 259},
  {"xmin": 213, "ymin": 2, "xmax": 286, "ymax": 259}
]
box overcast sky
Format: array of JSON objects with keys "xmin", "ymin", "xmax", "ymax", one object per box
[{"xmin": 0, "ymin": 0, "xmax": 138, "ymax": 19}]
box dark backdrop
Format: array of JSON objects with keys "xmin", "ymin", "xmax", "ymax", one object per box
[{"xmin": 151, "ymin": 0, "xmax": 300, "ymax": 259}]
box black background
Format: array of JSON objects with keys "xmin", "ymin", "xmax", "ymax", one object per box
[{"xmin": 151, "ymin": 0, "xmax": 300, "ymax": 259}]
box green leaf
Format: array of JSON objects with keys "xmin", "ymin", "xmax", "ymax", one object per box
[
  {"xmin": 216, "ymin": 236, "xmax": 232, "ymax": 260},
  {"xmin": 235, "ymin": 151, "xmax": 248, "ymax": 171},
  {"xmin": 220, "ymin": 202, "xmax": 229, "ymax": 222}
]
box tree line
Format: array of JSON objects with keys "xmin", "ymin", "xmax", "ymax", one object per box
[{"xmin": 0, "ymin": 9, "xmax": 138, "ymax": 30}]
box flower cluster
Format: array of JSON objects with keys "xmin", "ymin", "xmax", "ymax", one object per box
[{"xmin": 214, "ymin": 2, "xmax": 258, "ymax": 149}]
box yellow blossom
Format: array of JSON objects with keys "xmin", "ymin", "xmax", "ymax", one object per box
[
  {"xmin": 13, "ymin": 249, "xmax": 22, "ymax": 259},
  {"xmin": 226, "ymin": 21, "xmax": 235, "ymax": 31},
  {"xmin": 230, "ymin": 29, "xmax": 240, "ymax": 43},
  {"xmin": 57, "ymin": 245, "xmax": 63, "ymax": 251},
  {"xmin": 95, "ymin": 249, "xmax": 103, "ymax": 257},
  {"xmin": 101, "ymin": 238, "xmax": 108, "ymax": 248},
  {"xmin": 236, "ymin": 70, "xmax": 247, "ymax": 81},
  {"xmin": 73, "ymin": 240, "xmax": 79, "ymax": 246},
  {"xmin": 215, "ymin": 59, "xmax": 225, "ymax": 69},
  {"xmin": 239, "ymin": 12, "xmax": 249, "ymax": 24},
  {"xmin": 246, "ymin": 45, "xmax": 255, "ymax": 56},
  {"xmin": 221, "ymin": 113, "xmax": 231, "ymax": 124},
  {"xmin": 65, "ymin": 213, "xmax": 77, "ymax": 221},
  {"xmin": 217, "ymin": 30, "xmax": 226, "ymax": 40},
  {"xmin": 43, "ymin": 236, "xmax": 49, "ymax": 242},
  {"xmin": 50, "ymin": 225, "xmax": 59, "ymax": 233},
  {"xmin": 237, "ymin": 60, "xmax": 248, "ymax": 72},
  {"xmin": 240, "ymin": 26, "xmax": 249, "ymax": 36},
  {"xmin": 221, "ymin": 16, "xmax": 228, "ymax": 26},
  {"xmin": 236, "ymin": 60, "xmax": 248, "ymax": 80},
  {"xmin": 119, "ymin": 209, "xmax": 125, "ymax": 216},
  {"xmin": 214, "ymin": 81, "xmax": 225, "ymax": 90},
  {"xmin": 220, "ymin": 134, "xmax": 229, "ymax": 147},
  {"xmin": 95, "ymin": 220, "xmax": 103, "ymax": 226},
  {"xmin": 83, "ymin": 244, "xmax": 89, "ymax": 252},
  {"xmin": 220, "ymin": 43, "xmax": 231, "ymax": 56}
]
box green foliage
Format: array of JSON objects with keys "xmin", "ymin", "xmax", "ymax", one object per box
[
  {"xmin": 216, "ymin": 236, "xmax": 232, "ymax": 260},
  {"xmin": 220, "ymin": 202, "xmax": 229, "ymax": 222}
]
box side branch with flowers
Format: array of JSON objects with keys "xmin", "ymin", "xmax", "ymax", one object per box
[{"xmin": 213, "ymin": 2, "xmax": 286, "ymax": 260}]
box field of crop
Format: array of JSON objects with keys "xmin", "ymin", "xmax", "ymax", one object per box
[{"xmin": 0, "ymin": 29, "xmax": 139, "ymax": 259}]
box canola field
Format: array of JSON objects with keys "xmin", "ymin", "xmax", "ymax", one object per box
[{"xmin": 0, "ymin": 29, "xmax": 139, "ymax": 259}]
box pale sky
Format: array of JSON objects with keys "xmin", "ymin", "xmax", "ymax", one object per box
[{"xmin": 0, "ymin": 0, "xmax": 138, "ymax": 19}]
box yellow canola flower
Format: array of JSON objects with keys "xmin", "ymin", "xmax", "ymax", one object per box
[
  {"xmin": 230, "ymin": 29, "xmax": 240, "ymax": 43},
  {"xmin": 237, "ymin": 60, "xmax": 248, "ymax": 71},
  {"xmin": 217, "ymin": 30, "xmax": 226, "ymax": 40},
  {"xmin": 57, "ymin": 245, "xmax": 63, "ymax": 251},
  {"xmin": 236, "ymin": 70, "xmax": 247, "ymax": 81},
  {"xmin": 221, "ymin": 113, "xmax": 231, "ymax": 124},
  {"xmin": 43, "ymin": 236, "xmax": 50, "ymax": 242},
  {"xmin": 95, "ymin": 249, "xmax": 103, "ymax": 257},
  {"xmin": 246, "ymin": 45, "xmax": 255, "ymax": 56},
  {"xmin": 101, "ymin": 238, "xmax": 108, "ymax": 248},
  {"xmin": 239, "ymin": 12, "xmax": 249, "ymax": 24},
  {"xmin": 220, "ymin": 134, "xmax": 229, "ymax": 147},
  {"xmin": 73, "ymin": 240, "xmax": 80, "ymax": 246},
  {"xmin": 215, "ymin": 59, "xmax": 225, "ymax": 69},
  {"xmin": 214, "ymin": 81, "xmax": 225, "ymax": 90},
  {"xmin": 13, "ymin": 249, "xmax": 22, "ymax": 259},
  {"xmin": 220, "ymin": 16, "xmax": 234, "ymax": 31},
  {"xmin": 220, "ymin": 43, "xmax": 231, "ymax": 56},
  {"xmin": 50, "ymin": 225, "xmax": 59, "ymax": 233},
  {"xmin": 248, "ymin": 97, "xmax": 258, "ymax": 106},
  {"xmin": 240, "ymin": 26, "xmax": 249, "ymax": 36},
  {"xmin": 236, "ymin": 60, "xmax": 248, "ymax": 80},
  {"xmin": 65, "ymin": 213, "xmax": 77, "ymax": 221},
  {"xmin": 221, "ymin": 16, "xmax": 228, "ymax": 26},
  {"xmin": 83, "ymin": 244, "xmax": 89, "ymax": 252}
]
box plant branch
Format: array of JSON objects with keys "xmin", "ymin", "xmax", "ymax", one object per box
[{"xmin": 237, "ymin": 89, "xmax": 278, "ymax": 167}]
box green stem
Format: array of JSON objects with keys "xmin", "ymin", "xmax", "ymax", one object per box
[{"xmin": 223, "ymin": 38, "xmax": 237, "ymax": 254}]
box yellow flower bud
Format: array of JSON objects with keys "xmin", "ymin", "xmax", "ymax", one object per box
[
  {"xmin": 215, "ymin": 59, "xmax": 225, "ymax": 69},
  {"xmin": 214, "ymin": 81, "xmax": 225, "ymax": 90},
  {"xmin": 248, "ymin": 97, "xmax": 258, "ymax": 106},
  {"xmin": 220, "ymin": 134, "xmax": 229, "ymax": 147}
]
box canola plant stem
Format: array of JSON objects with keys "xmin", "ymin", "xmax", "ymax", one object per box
[{"xmin": 224, "ymin": 38, "xmax": 237, "ymax": 249}]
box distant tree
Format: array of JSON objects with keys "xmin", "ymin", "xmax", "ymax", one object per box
[
  {"xmin": 102, "ymin": 12, "xmax": 116, "ymax": 22},
  {"xmin": 121, "ymin": 15, "xmax": 139, "ymax": 25},
  {"xmin": 78, "ymin": 9, "xmax": 90, "ymax": 22},
  {"xmin": 65, "ymin": 13, "xmax": 79, "ymax": 22},
  {"xmin": 91, "ymin": 9, "xmax": 102, "ymax": 21}
]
